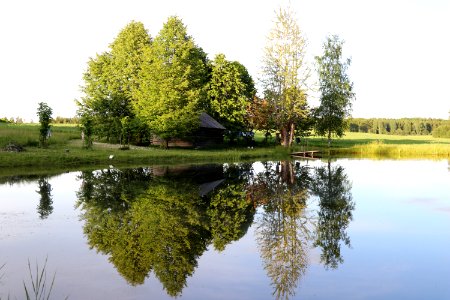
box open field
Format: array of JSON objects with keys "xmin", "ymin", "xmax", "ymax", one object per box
[
  {"xmin": 298, "ymin": 132, "xmax": 450, "ymax": 158},
  {"xmin": 0, "ymin": 123, "xmax": 289, "ymax": 170},
  {"xmin": 1, "ymin": 125, "xmax": 449, "ymax": 171}
]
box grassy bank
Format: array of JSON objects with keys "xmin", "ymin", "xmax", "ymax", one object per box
[
  {"xmin": 2, "ymin": 125, "xmax": 450, "ymax": 171},
  {"xmin": 0, "ymin": 139, "xmax": 290, "ymax": 169},
  {"xmin": 298, "ymin": 132, "xmax": 450, "ymax": 158}
]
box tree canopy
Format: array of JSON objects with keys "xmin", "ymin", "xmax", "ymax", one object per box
[
  {"xmin": 133, "ymin": 16, "xmax": 210, "ymax": 147},
  {"xmin": 206, "ymin": 53, "xmax": 255, "ymax": 136},
  {"xmin": 260, "ymin": 6, "xmax": 310, "ymax": 147},
  {"xmin": 79, "ymin": 21, "xmax": 151, "ymax": 144},
  {"xmin": 314, "ymin": 35, "xmax": 355, "ymax": 146},
  {"xmin": 36, "ymin": 102, "xmax": 53, "ymax": 147}
]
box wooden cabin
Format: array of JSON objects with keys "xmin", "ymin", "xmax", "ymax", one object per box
[{"xmin": 151, "ymin": 112, "xmax": 226, "ymax": 148}]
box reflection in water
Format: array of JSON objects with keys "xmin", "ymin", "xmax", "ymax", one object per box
[
  {"xmin": 76, "ymin": 165, "xmax": 255, "ymax": 297},
  {"xmin": 311, "ymin": 161, "xmax": 354, "ymax": 269},
  {"xmin": 254, "ymin": 161, "xmax": 313, "ymax": 300},
  {"xmin": 36, "ymin": 177, "xmax": 53, "ymax": 219},
  {"xmin": 75, "ymin": 160, "xmax": 354, "ymax": 299}
]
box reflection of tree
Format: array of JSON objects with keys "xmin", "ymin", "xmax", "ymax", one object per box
[
  {"xmin": 76, "ymin": 168, "xmax": 154, "ymax": 285},
  {"xmin": 36, "ymin": 177, "xmax": 53, "ymax": 219},
  {"xmin": 76, "ymin": 165, "xmax": 255, "ymax": 297},
  {"xmin": 311, "ymin": 160, "xmax": 354, "ymax": 269},
  {"xmin": 208, "ymin": 164, "xmax": 255, "ymax": 251},
  {"xmin": 254, "ymin": 161, "xmax": 313, "ymax": 300},
  {"xmin": 75, "ymin": 161, "xmax": 354, "ymax": 298}
]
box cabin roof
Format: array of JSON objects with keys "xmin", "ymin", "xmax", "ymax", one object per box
[{"xmin": 200, "ymin": 112, "xmax": 226, "ymax": 130}]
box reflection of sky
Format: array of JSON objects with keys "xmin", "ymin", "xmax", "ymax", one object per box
[
  {"xmin": 1, "ymin": 160, "xmax": 449, "ymax": 299},
  {"xmin": 300, "ymin": 159, "xmax": 450, "ymax": 300}
]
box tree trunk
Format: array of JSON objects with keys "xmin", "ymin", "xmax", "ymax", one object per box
[
  {"xmin": 280, "ymin": 127, "xmax": 289, "ymax": 147},
  {"xmin": 288, "ymin": 123, "xmax": 295, "ymax": 147}
]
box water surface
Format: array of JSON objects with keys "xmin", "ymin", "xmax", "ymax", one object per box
[{"xmin": 1, "ymin": 159, "xmax": 449, "ymax": 299}]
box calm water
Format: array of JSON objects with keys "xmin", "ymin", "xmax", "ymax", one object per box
[{"xmin": 1, "ymin": 159, "xmax": 449, "ymax": 300}]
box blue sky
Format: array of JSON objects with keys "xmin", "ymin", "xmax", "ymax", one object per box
[{"xmin": 0, "ymin": 0, "xmax": 448, "ymax": 122}]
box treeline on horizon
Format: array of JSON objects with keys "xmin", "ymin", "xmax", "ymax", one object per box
[
  {"xmin": 349, "ymin": 117, "xmax": 450, "ymax": 138},
  {"xmin": 0, "ymin": 116, "xmax": 79, "ymax": 125}
]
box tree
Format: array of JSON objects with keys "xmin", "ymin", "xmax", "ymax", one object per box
[
  {"xmin": 133, "ymin": 16, "xmax": 210, "ymax": 148},
  {"xmin": 248, "ymin": 96, "xmax": 276, "ymax": 143},
  {"xmin": 79, "ymin": 21, "xmax": 151, "ymax": 143},
  {"xmin": 314, "ymin": 35, "xmax": 355, "ymax": 147},
  {"xmin": 260, "ymin": 6, "xmax": 310, "ymax": 147},
  {"xmin": 78, "ymin": 106, "xmax": 94, "ymax": 149},
  {"xmin": 36, "ymin": 102, "xmax": 53, "ymax": 147},
  {"xmin": 206, "ymin": 54, "xmax": 255, "ymax": 138}
]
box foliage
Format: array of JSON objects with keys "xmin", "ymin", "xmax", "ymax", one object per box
[
  {"xmin": 348, "ymin": 117, "xmax": 447, "ymax": 136},
  {"xmin": 79, "ymin": 21, "xmax": 151, "ymax": 144},
  {"xmin": 260, "ymin": 6, "xmax": 310, "ymax": 147},
  {"xmin": 133, "ymin": 16, "xmax": 209, "ymax": 147},
  {"xmin": 314, "ymin": 35, "xmax": 355, "ymax": 147},
  {"xmin": 206, "ymin": 54, "xmax": 255, "ymax": 137},
  {"xmin": 247, "ymin": 97, "xmax": 276, "ymax": 141},
  {"xmin": 36, "ymin": 102, "xmax": 53, "ymax": 148},
  {"xmin": 432, "ymin": 122, "xmax": 450, "ymax": 138}
]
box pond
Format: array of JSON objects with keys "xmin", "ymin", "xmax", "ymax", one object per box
[{"xmin": 1, "ymin": 159, "xmax": 449, "ymax": 299}]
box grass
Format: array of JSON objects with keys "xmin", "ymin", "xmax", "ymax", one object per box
[
  {"xmin": 23, "ymin": 257, "xmax": 56, "ymax": 300},
  {"xmin": 1, "ymin": 125, "xmax": 449, "ymax": 172},
  {"xmin": 0, "ymin": 123, "xmax": 79, "ymax": 148},
  {"xmin": 296, "ymin": 132, "xmax": 450, "ymax": 158},
  {"xmin": 0, "ymin": 123, "xmax": 294, "ymax": 171},
  {"xmin": 0, "ymin": 258, "xmax": 67, "ymax": 300},
  {"xmin": 0, "ymin": 139, "xmax": 290, "ymax": 170}
]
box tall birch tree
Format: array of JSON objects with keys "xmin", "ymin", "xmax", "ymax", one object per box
[
  {"xmin": 261, "ymin": 6, "xmax": 310, "ymax": 147},
  {"xmin": 314, "ymin": 35, "xmax": 354, "ymax": 147}
]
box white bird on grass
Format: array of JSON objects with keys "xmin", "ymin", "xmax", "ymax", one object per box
[{"xmin": 109, "ymin": 155, "xmax": 114, "ymax": 159}]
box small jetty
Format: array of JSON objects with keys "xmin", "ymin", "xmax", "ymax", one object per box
[{"xmin": 290, "ymin": 150, "xmax": 321, "ymax": 159}]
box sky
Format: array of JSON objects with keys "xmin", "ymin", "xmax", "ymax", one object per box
[{"xmin": 0, "ymin": 0, "xmax": 449, "ymax": 122}]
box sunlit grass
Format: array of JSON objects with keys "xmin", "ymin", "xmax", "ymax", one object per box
[
  {"xmin": 0, "ymin": 123, "xmax": 79, "ymax": 148},
  {"xmin": 2, "ymin": 125, "xmax": 449, "ymax": 170},
  {"xmin": 301, "ymin": 132, "xmax": 450, "ymax": 158},
  {"xmin": 0, "ymin": 138, "xmax": 289, "ymax": 169}
]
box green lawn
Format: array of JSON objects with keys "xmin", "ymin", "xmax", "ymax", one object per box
[
  {"xmin": 1, "ymin": 124, "xmax": 449, "ymax": 172},
  {"xmin": 300, "ymin": 132, "xmax": 450, "ymax": 158}
]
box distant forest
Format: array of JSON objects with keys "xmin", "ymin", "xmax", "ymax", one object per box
[{"xmin": 349, "ymin": 118, "xmax": 450, "ymax": 138}]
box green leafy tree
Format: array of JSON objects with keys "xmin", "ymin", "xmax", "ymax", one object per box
[
  {"xmin": 314, "ymin": 35, "xmax": 355, "ymax": 147},
  {"xmin": 36, "ymin": 102, "xmax": 53, "ymax": 147},
  {"xmin": 206, "ymin": 54, "xmax": 255, "ymax": 138},
  {"xmin": 80, "ymin": 21, "xmax": 151, "ymax": 143},
  {"xmin": 261, "ymin": 6, "xmax": 310, "ymax": 147},
  {"xmin": 133, "ymin": 16, "xmax": 209, "ymax": 148},
  {"xmin": 78, "ymin": 107, "xmax": 94, "ymax": 149}
]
